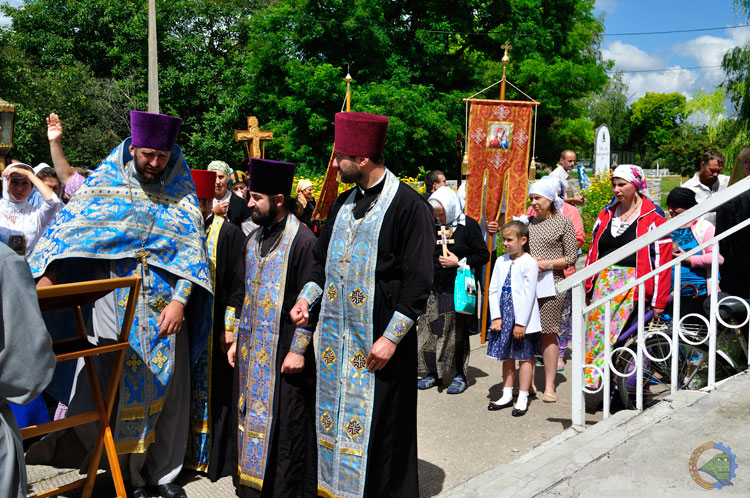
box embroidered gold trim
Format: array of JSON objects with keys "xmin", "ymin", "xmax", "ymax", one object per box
[
  {"xmin": 321, "ymin": 347, "xmax": 336, "ymax": 367},
  {"xmin": 349, "ymin": 286, "xmax": 366, "ymax": 307},
  {"xmin": 151, "ymin": 296, "xmax": 169, "ymax": 312},
  {"xmin": 318, "ymin": 439, "xmax": 334, "ymax": 450},
  {"xmin": 256, "ymin": 347, "xmax": 270, "ymax": 366},
  {"xmin": 350, "ymin": 351, "xmax": 367, "ymax": 371},
  {"xmin": 345, "ymin": 418, "xmax": 364, "ymax": 439},
  {"xmin": 327, "ymin": 282, "xmax": 337, "ymax": 302},
  {"xmin": 340, "ymin": 447, "xmax": 364, "ymax": 457},
  {"xmin": 320, "ymin": 411, "xmax": 334, "ymax": 432},
  {"xmin": 125, "ymin": 353, "xmax": 143, "ymax": 373},
  {"xmin": 151, "ymin": 349, "xmax": 168, "ymax": 369}
]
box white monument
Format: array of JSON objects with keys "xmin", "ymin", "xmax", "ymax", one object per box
[{"xmin": 594, "ymin": 124, "xmax": 610, "ymax": 174}]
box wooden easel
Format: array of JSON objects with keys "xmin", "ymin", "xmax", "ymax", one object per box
[{"xmin": 22, "ymin": 277, "xmax": 141, "ymax": 498}]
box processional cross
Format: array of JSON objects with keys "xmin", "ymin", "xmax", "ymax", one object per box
[
  {"xmin": 436, "ymin": 226, "xmax": 454, "ymax": 257},
  {"xmin": 234, "ymin": 116, "xmax": 274, "ymax": 158}
]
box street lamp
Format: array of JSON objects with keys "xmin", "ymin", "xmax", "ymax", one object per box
[{"xmin": 0, "ymin": 97, "xmax": 17, "ymax": 172}]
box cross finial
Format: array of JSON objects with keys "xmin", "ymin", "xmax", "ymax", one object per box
[{"xmin": 501, "ymin": 41, "xmax": 512, "ymax": 63}]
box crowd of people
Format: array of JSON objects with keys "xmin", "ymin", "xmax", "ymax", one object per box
[{"xmin": 0, "ymin": 105, "xmax": 747, "ymax": 498}]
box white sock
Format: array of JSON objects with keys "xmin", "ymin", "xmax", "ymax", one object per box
[
  {"xmin": 494, "ymin": 386, "xmax": 513, "ymax": 405},
  {"xmin": 515, "ymin": 391, "xmax": 529, "ymax": 411}
]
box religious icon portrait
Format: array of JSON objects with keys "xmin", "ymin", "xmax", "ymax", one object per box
[{"xmin": 487, "ymin": 122, "xmax": 512, "ymax": 150}]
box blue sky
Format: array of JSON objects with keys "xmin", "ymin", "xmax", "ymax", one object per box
[{"xmin": 596, "ymin": 0, "xmax": 750, "ymax": 102}]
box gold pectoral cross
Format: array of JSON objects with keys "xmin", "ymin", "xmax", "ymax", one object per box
[
  {"xmin": 436, "ymin": 226, "xmax": 455, "ymax": 257},
  {"xmin": 135, "ymin": 248, "xmax": 150, "ymax": 271}
]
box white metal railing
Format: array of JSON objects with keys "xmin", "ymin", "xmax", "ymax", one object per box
[{"xmin": 558, "ymin": 175, "xmax": 750, "ymax": 427}]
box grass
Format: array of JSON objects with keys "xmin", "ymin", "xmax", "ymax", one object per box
[{"xmin": 660, "ymin": 175, "xmax": 684, "ymax": 210}]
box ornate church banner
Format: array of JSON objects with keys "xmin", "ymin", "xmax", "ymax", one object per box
[{"xmin": 464, "ymin": 99, "xmax": 538, "ymax": 222}]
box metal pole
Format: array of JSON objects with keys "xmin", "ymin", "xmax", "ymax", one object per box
[
  {"xmin": 708, "ymin": 243, "xmax": 719, "ymax": 387},
  {"xmin": 148, "ymin": 0, "xmax": 159, "ymax": 113},
  {"xmin": 571, "ymin": 284, "xmax": 585, "ymax": 427}
]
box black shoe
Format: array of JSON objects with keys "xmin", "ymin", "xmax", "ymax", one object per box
[
  {"xmin": 157, "ymin": 483, "xmax": 187, "ymax": 498},
  {"xmin": 132, "ymin": 487, "xmax": 148, "ymax": 498},
  {"xmin": 511, "ymin": 406, "xmax": 528, "ymax": 417},
  {"xmin": 488, "ymin": 399, "xmax": 514, "ymax": 411}
]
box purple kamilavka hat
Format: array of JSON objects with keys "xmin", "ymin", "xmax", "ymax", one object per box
[{"xmin": 130, "ymin": 111, "xmax": 182, "ymax": 151}]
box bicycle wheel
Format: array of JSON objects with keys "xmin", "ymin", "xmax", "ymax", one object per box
[{"xmin": 614, "ymin": 335, "xmax": 737, "ymax": 410}]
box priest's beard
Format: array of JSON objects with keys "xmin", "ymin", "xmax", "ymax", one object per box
[
  {"xmin": 133, "ymin": 157, "xmax": 166, "ymax": 182},
  {"xmin": 251, "ymin": 202, "xmax": 279, "ymax": 226},
  {"xmin": 339, "ymin": 166, "xmax": 365, "ymax": 184}
]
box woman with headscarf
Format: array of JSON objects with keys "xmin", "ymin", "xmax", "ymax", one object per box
[
  {"xmin": 527, "ymin": 177, "xmax": 585, "ymax": 371},
  {"xmin": 417, "ymin": 186, "xmax": 489, "ymax": 394},
  {"xmin": 295, "ymin": 179, "xmax": 316, "ymax": 231},
  {"xmin": 584, "ymin": 164, "xmax": 672, "ymax": 390},
  {"xmin": 0, "ymin": 163, "xmax": 63, "ymax": 257},
  {"xmin": 526, "ymin": 177, "xmax": 578, "ymax": 402}
]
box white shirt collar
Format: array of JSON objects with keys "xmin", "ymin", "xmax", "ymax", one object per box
[{"xmin": 357, "ymin": 170, "xmax": 386, "ymax": 194}]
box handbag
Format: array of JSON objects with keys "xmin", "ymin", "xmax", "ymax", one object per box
[{"xmin": 454, "ymin": 258, "xmax": 477, "ymax": 315}]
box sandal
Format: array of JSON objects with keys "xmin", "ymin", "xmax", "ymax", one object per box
[
  {"xmin": 543, "ymin": 392, "xmax": 557, "ymax": 403},
  {"xmin": 417, "ymin": 375, "xmax": 439, "ymax": 390},
  {"xmin": 447, "ymin": 375, "xmax": 468, "ymax": 394}
]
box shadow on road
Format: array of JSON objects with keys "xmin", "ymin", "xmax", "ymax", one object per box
[{"xmin": 418, "ymin": 458, "xmax": 446, "ymax": 497}]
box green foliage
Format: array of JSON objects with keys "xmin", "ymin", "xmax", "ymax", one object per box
[
  {"xmin": 657, "ymin": 125, "xmax": 728, "ymax": 177},
  {"xmin": 584, "ymin": 72, "xmax": 631, "ymax": 150},
  {"xmin": 1, "ymin": 0, "xmax": 608, "ymax": 176},
  {"xmin": 630, "ymin": 92, "xmax": 687, "ymax": 162},
  {"xmin": 579, "ymin": 170, "xmax": 613, "ymax": 252}
]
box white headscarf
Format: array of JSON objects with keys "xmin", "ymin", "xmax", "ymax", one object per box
[
  {"xmin": 428, "ymin": 186, "xmax": 465, "ymax": 227},
  {"xmin": 529, "ymin": 176, "xmax": 564, "ymax": 211},
  {"xmin": 612, "ymin": 164, "xmax": 649, "ymax": 198}
]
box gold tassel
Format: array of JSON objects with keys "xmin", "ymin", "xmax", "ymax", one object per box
[{"xmin": 528, "ymin": 157, "xmax": 537, "ymax": 180}]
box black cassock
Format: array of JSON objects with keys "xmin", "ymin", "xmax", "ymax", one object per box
[
  {"xmin": 310, "ymin": 179, "xmax": 435, "ymax": 497},
  {"xmin": 198, "ymin": 215, "xmax": 245, "ymax": 481},
  {"xmin": 234, "ymin": 216, "xmax": 319, "ymax": 498}
]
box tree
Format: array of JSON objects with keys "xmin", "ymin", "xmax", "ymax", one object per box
[
  {"xmin": 0, "ymin": 0, "xmax": 262, "ymax": 169},
  {"xmin": 584, "ymin": 72, "xmax": 631, "ymax": 151},
  {"xmin": 1, "ymin": 0, "xmax": 608, "ymax": 176},
  {"xmin": 629, "ymin": 92, "xmax": 687, "ymax": 163}
]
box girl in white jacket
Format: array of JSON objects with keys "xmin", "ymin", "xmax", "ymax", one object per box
[{"xmin": 486, "ymin": 220, "xmax": 542, "ymax": 416}]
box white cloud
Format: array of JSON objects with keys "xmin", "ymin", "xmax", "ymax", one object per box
[
  {"xmin": 675, "ymin": 26, "xmax": 750, "ymax": 88},
  {"xmin": 602, "ymin": 40, "xmax": 664, "ymax": 71},
  {"xmin": 0, "ymin": 1, "xmax": 23, "ymax": 27},
  {"xmin": 622, "ymin": 69, "xmax": 699, "ymax": 102},
  {"xmin": 595, "ymin": 0, "xmax": 619, "ymax": 15}
]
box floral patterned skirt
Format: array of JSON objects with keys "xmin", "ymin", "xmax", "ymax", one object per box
[{"xmin": 584, "ymin": 266, "xmax": 636, "ymax": 389}]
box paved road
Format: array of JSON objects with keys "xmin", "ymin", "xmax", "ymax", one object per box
[{"xmin": 27, "ymin": 335, "xmax": 600, "ymax": 497}]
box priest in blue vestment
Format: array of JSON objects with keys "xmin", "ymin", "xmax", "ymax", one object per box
[
  {"xmin": 28, "ymin": 111, "xmax": 212, "ymax": 498},
  {"xmin": 229, "ymin": 157, "xmax": 318, "ymax": 497},
  {"xmin": 291, "ymin": 112, "xmax": 435, "ymax": 498}
]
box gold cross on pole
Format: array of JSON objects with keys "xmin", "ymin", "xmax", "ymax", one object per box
[
  {"xmin": 501, "ymin": 41, "xmax": 512, "ymax": 63},
  {"xmin": 436, "ymin": 226, "xmax": 455, "ymax": 257},
  {"xmin": 234, "ymin": 116, "xmax": 274, "ymax": 159}
]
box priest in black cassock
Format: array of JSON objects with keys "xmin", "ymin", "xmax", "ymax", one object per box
[
  {"xmin": 185, "ymin": 169, "xmax": 245, "ymax": 480},
  {"xmin": 291, "ymin": 112, "xmax": 435, "ymax": 498},
  {"xmin": 228, "ymin": 157, "xmax": 318, "ymax": 498}
]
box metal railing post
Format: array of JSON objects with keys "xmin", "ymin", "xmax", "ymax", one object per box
[
  {"xmin": 636, "ymin": 283, "xmax": 646, "ymax": 411},
  {"xmin": 708, "ymin": 242, "xmax": 719, "ymax": 388},
  {"xmin": 671, "ymin": 261, "xmax": 681, "ymax": 394},
  {"xmin": 571, "ymin": 284, "xmax": 586, "ymax": 427}
]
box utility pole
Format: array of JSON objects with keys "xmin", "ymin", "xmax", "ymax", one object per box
[{"xmin": 148, "ymin": 0, "xmax": 159, "ymax": 113}]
